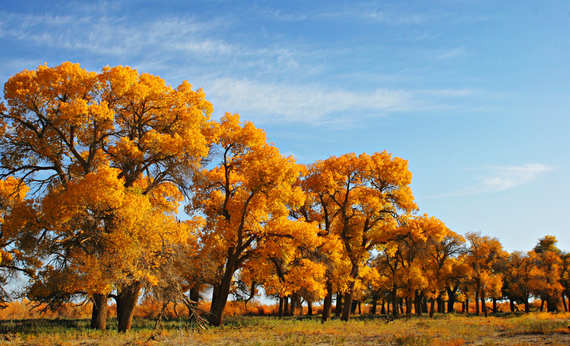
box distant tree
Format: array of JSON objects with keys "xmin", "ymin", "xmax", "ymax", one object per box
[{"xmin": 465, "ymin": 232, "xmax": 507, "ymax": 317}]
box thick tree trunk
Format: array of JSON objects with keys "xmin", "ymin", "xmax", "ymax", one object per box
[
  {"xmin": 341, "ymin": 264, "xmax": 359, "ymax": 321},
  {"xmin": 405, "ymin": 297, "xmax": 412, "ymax": 314},
  {"xmin": 380, "ymin": 298, "xmax": 386, "ymax": 315},
  {"xmin": 562, "ymin": 293, "xmax": 568, "ymax": 312},
  {"xmin": 510, "ymin": 298, "xmax": 515, "ymax": 312},
  {"xmin": 492, "ymin": 298, "xmax": 498, "ymax": 314},
  {"xmin": 209, "ymin": 263, "xmax": 236, "ymax": 326},
  {"xmin": 446, "ymin": 287, "xmax": 456, "ymax": 313},
  {"xmin": 351, "ymin": 299, "xmax": 358, "ymax": 314},
  {"xmin": 540, "ymin": 299, "xmax": 545, "ymax": 312},
  {"xmin": 307, "ymin": 301, "xmax": 313, "ymax": 316},
  {"xmin": 429, "ymin": 298, "xmax": 435, "ymax": 318},
  {"xmin": 321, "ymin": 281, "xmax": 333, "ymax": 322},
  {"xmin": 90, "ymin": 293, "xmax": 108, "ymax": 330},
  {"xmin": 524, "ymin": 299, "xmax": 530, "ymax": 313},
  {"xmin": 116, "ymin": 282, "xmax": 142, "ymax": 332},
  {"xmin": 341, "ymin": 282, "xmax": 356, "ymax": 321},
  {"xmin": 422, "ymin": 297, "xmax": 428, "ymax": 313},
  {"xmin": 437, "ymin": 295, "xmax": 444, "ymax": 313}
]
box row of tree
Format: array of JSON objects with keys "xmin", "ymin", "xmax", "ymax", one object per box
[{"xmin": 0, "ymin": 63, "xmax": 566, "ymax": 332}]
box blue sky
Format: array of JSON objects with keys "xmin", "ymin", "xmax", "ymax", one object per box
[{"xmin": 1, "ymin": 0, "xmax": 568, "ymax": 252}]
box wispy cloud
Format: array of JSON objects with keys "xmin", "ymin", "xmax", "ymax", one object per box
[
  {"xmin": 206, "ymin": 78, "xmax": 477, "ymax": 123},
  {"xmin": 429, "ymin": 164, "xmax": 555, "ymax": 198}
]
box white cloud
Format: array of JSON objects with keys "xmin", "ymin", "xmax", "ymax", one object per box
[
  {"xmin": 430, "ymin": 163, "xmax": 555, "ymax": 198},
  {"xmin": 205, "ymin": 78, "xmax": 476, "ymax": 123}
]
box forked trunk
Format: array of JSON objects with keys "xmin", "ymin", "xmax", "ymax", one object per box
[
  {"xmin": 116, "ymin": 281, "xmax": 142, "ymax": 332},
  {"xmin": 90, "ymin": 293, "xmax": 108, "ymax": 330}
]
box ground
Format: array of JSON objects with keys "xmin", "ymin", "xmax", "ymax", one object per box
[{"xmin": 0, "ymin": 313, "xmax": 569, "ymax": 345}]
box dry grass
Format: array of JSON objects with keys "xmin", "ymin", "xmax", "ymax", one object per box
[{"xmin": 0, "ymin": 312, "xmax": 569, "ymax": 345}]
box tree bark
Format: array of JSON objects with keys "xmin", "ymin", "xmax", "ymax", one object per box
[
  {"xmin": 492, "ymin": 298, "xmax": 498, "ymax": 313},
  {"xmin": 284, "ymin": 296, "xmax": 289, "ymax": 316},
  {"xmin": 341, "ymin": 284, "xmax": 355, "ymax": 321},
  {"xmin": 510, "ymin": 298, "xmax": 515, "ymax": 313},
  {"xmin": 380, "ymin": 298, "xmax": 386, "ymax": 315},
  {"xmin": 341, "ymin": 264, "xmax": 359, "ymax": 321},
  {"xmin": 391, "ymin": 284, "xmax": 399, "ymax": 317},
  {"xmin": 475, "ymin": 289, "xmax": 480, "ymax": 316},
  {"xmin": 524, "ymin": 299, "xmax": 530, "ymax": 313},
  {"xmin": 335, "ymin": 292, "xmax": 342, "ymax": 317},
  {"xmin": 481, "ymin": 290, "xmax": 488, "ymax": 318},
  {"xmin": 446, "ymin": 287, "xmax": 457, "ymax": 313},
  {"xmin": 90, "ymin": 293, "xmax": 108, "ymax": 330},
  {"xmin": 278, "ymin": 296, "xmax": 284, "ymax": 318},
  {"xmin": 414, "ymin": 291, "xmax": 423, "ymax": 316},
  {"xmin": 562, "ymin": 293, "xmax": 568, "ymax": 312},
  {"xmin": 307, "ymin": 301, "xmax": 313, "ymax": 316},
  {"xmin": 321, "ymin": 281, "xmax": 332, "ymax": 322},
  {"xmin": 429, "ymin": 298, "xmax": 435, "ymax": 318},
  {"xmin": 437, "ymin": 295, "xmax": 444, "ymax": 313},
  {"xmin": 116, "ymin": 281, "xmax": 142, "ymax": 332}
]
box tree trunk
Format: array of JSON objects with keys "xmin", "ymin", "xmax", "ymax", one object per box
[
  {"xmin": 437, "ymin": 295, "xmax": 444, "ymax": 313},
  {"xmin": 307, "ymin": 301, "xmax": 313, "ymax": 316},
  {"xmin": 475, "ymin": 289, "xmax": 480, "ymax": 316},
  {"xmin": 540, "ymin": 299, "xmax": 545, "ymax": 312},
  {"xmin": 524, "ymin": 298, "xmax": 530, "ymax": 313},
  {"xmin": 90, "ymin": 293, "xmax": 108, "ymax": 330},
  {"xmin": 422, "ymin": 297, "xmax": 428, "ymax": 313},
  {"xmin": 321, "ymin": 281, "xmax": 333, "ymax": 322},
  {"xmin": 335, "ymin": 292, "xmax": 342, "ymax": 317},
  {"xmin": 492, "ymin": 298, "xmax": 498, "ymax": 313},
  {"xmin": 351, "ymin": 299, "xmax": 358, "ymax": 314},
  {"xmin": 399, "ymin": 298, "xmax": 404, "ymax": 314},
  {"xmin": 341, "ymin": 264, "xmax": 359, "ymax": 321},
  {"xmin": 414, "ymin": 291, "xmax": 422, "ymax": 316},
  {"xmin": 481, "ymin": 290, "xmax": 488, "ymax": 318},
  {"xmin": 290, "ymin": 293, "xmax": 297, "ymax": 316},
  {"xmin": 370, "ymin": 294, "xmax": 378, "ymax": 315},
  {"xmin": 381, "ymin": 298, "xmax": 386, "ymax": 315},
  {"xmin": 510, "ymin": 298, "xmax": 515, "ymax": 312},
  {"xmin": 284, "ymin": 296, "xmax": 289, "ymax": 316},
  {"xmin": 562, "ymin": 293, "xmax": 568, "ymax": 312},
  {"xmin": 391, "ymin": 284, "xmax": 398, "ymax": 317},
  {"xmin": 341, "ymin": 284, "xmax": 355, "ymax": 321},
  {"xmin": 116, "ymin": 282, "xmax": 142, "ymax": 332},
  {"xmin": 446, "ymin": 287, "xmax": 456, "ymax": 313},
  {"xmin": 278, "ymin": 297, "xmax": 284, "ymax": 318}
]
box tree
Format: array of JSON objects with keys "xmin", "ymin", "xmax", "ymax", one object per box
[
  {"xmin": 0, "ymin": 177, "xmax": 42, "ymax": 306},
  {"xmin": 529, "ymin": 236, "xmax": 563, "ymax": 312},
  {"xmin": 303, "ymin": 152, "xmax": 417, "ymax": 321},
  {"xmin": 0, "ymin": 62, "xmax": 212, "ymax": 331},
  {"xmin": 465, "ymin": 232, "xmax": 506, "ymax": 317},
  {"xmin": 187, "ymin": 113, "xmax": 311, "ymax": 326}
]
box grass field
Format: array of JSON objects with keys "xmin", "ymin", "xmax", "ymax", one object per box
[{"xmin": 0, "ymin": 312, "xmax": 569, "ymax": 345}]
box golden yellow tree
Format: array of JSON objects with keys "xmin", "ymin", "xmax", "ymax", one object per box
[
  {"xmin": 0, "ymin": 62, "xmax": 212, "ymax": 331},
  {"xmin": 303, "ymin": 152, "xmax": 417, "ymax": 321},
  {"xmin": 187, "ymin": 113, "xmax": 308, "ymax": 326},
  {"xmin": 465, "ymin": 232, "xmax": 507, "ymax": 317},
  {"xmin": 0, "ymin": 177, "xmax": 42, "ymax": 306}
]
